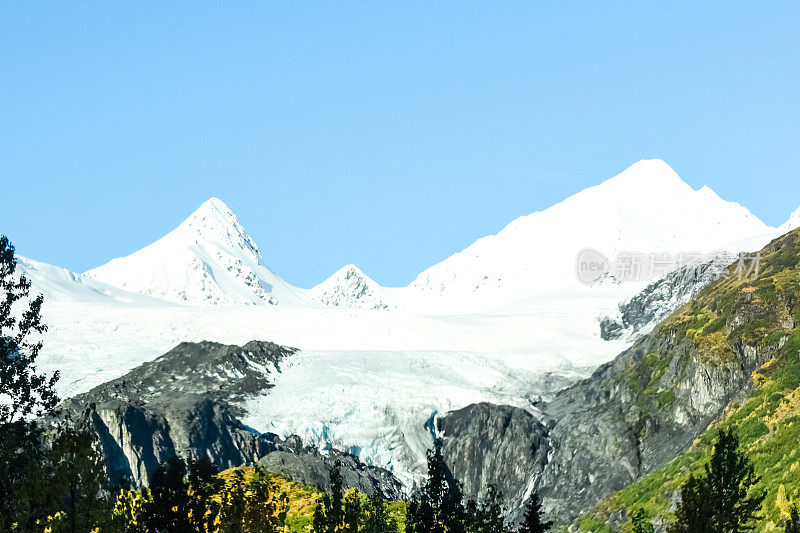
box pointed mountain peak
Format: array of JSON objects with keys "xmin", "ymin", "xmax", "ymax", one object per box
[
  {"xmin": 780, "ymin": 206, "xmax": 800, "ymax": 233},
  {"xmin": 311, "ymin": 264, "xmax": 390, "ymax": 310},
  {"xmin": 176, "ymin": 198, "xmax": 260, "ymax": 259},
  {"xmin": 602, "ymin": 158, "xmax": 689, "ymax": 191}
]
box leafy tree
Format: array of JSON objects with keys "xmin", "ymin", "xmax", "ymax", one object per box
[
  {"xmin": 187, "ymin": 457, "xmax": 223, "ymax": 532},
  {"xmin": 517, "ymin": 493, "xmax": 551, "ymax": 533},
  {"xmin": 0, "ymin": 236, "xmax": 60, "ymax": 529},
  {"xmin": 630, "ymin": 508, "xmax": 653, "ymax": 533},
  {"xmin": 244, "ymin": 466, "xmax": 288, "ymax": 533},
  {"xmin": 669, "ymin": 429, "xmax": 765, "ymax": 533},
  {"xmin": 49, "ymin": 412, "xmax": 110, "ymax": 532},
  {"xmin": 142, "ymin": 455, "xmax": 192, "ymax": 532},
  {"xmin": 363, "ymin": 492, "xmax": 397, "ymax": 533},
  {"xmin": 314, "ymin": 462, "xmax": 345, "ymax": 533},
  {"xmin": 111, "ymin": 484, "xmax": 148, "ymax": 533}
]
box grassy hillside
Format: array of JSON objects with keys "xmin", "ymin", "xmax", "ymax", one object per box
[{"xmin": 576, "ymin": 228, "xmax": 800, "ymax": 532}]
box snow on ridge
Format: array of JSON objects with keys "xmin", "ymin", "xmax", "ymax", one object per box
[
  {"xmin": 407, "ymin": 158, "xmax": 774, "ymax": 312},
  {"xmin": 310, "ymin": 264, "xmax": 392, "ymax": 310},
  {"xmin": 84, "ymin": 198, "xmax": 311, "ymax": 307}
]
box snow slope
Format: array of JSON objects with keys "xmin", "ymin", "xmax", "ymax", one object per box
[
  {"xmin": 408, "ymin": 159, "xmax": 772, "ymax": 312},
  {"xmin": 21, "ymin": 158, "xmax": 800, "ymax": 488},
  {"xmin": 17, "ymin": 256, "xmax": 167, "ymax": 305},
  {"xmin": 85, "ymin": 198, "xmax": 310, "ymax": 306}
]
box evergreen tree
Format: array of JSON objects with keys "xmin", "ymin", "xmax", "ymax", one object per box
[
  {"xmin": 786, "ymin": 505, "xmax": 800, "ymax": 533},
  {"xmin": 187, "ymin": 457, "xmax": 223, "ymax": 532},
  {"xmin": 343, "ymin": 490, "xmax": 362, "ymax": 533},
  {"xmin": 220, "ymin": 468, "xmax": 247, "ymax": 533},
  {"xmin": 517, "ymin": 493, "xmax": 551, "ymax": 533},
  {"xmin": 49, "ymin": 412, "xmax": 110, "ymax": 533},
  {"xmin": 244, "ymin": 466, "xmax": 288, "ymax": 533},
  {"xmin": 405, "ymin": 439, "xmax": 466, "ymax": 533},
  {"xmin": 0, "ymin": 236, "xmax": 60, "ymax": 529},
  {"xmin": 669, "ymin": 429, "xmax": 765, "ymax": 533},
  {"xmin": 363, "ymin": 492, "xmax": 397, "ymax": 533},
  {"xmin": 142, "ymin": 455, "xmax": 192, "ymax": 532},
  {"xmin": 630, "ymin": 508, "xmax": 653, "ymax": 533},
  {"xmin": 473, "ymin": 485, "xmax": 505, "ymax": 533},
  {"xmin": 314, "ymin": 461, "xmax": 345, "ymax": 533}
]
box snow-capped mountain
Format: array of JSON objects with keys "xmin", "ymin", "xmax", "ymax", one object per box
[
  {"xmin": 310, "ymin": 264, "xmax": 393, "ymax": 310},
  {"xmin": 85, "ymin": 198, "xmax": 310, "ymax": 306},
  {"xmin": 780, "ymin": 206, "xmax": 800, "ymax": 234},
  {"xmin": 17, "ymin": 256, "xmax": 165, "ymax": 305},
  {"xmin": 408, "ymin": 159, "xmax": 772, "ymax": 311}
]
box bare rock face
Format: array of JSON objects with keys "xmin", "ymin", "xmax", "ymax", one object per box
[
  {"xmin": 57, "ymin": 340, "xmax": 402, "ymax": 498},
  {"xmin": 257, "ymin": 438, "xmax": 403, "ymax": 499},
  {"xmin": 438, "ymin": 403, "xmax": 550, "ymax": 511},
  {"xmin": 59, "ymin": 340, "xmax": 292, "ymax": 485}
]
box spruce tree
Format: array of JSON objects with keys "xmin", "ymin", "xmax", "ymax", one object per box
[
  {"xmin": 0, "ymin": 236, "xmax": 60, "ymax": 529},
  {"xmin": 187, "ymin": 457, "xmax": 222, "ymax": 532},
  {"xmin": 630, "ymin": 508, "xmax": 653, "ymax": 533},
  {"xmin": 220, "ymin": 468, "xmax": 247, "ymax": 533},
  {"xmin": 244, "ymin": 466, "xmax": 287, "ymax": 533},
  {"xmin": 669, "ymin": 429, "xmax": 765, "ymax": 533},
  {"xmin": 475, "ymin": 485, "xmax": 505, "ymax": 533},
  {"xmin": 786, "ymin": 505, "xmax": 800, "ymax": 533},
  {"xmin": 517, "ymin": 493, "xmax": 551, "ymax": 533},
  {"xmin": 364, "ymin": 492, "xmax": 397, "ymax": 533},
  {"xmin": 314, "ymin": 461, "xmax": 346, "ymax": 533},
  {"xmin": 143, "ymin": 455, "xmax": 193, "ymax": 532},
  {"xmin": 405, "ymin": 438, "xmax": 466, "ymax": 533},
  {"xmin": 343, "ymin": 490, "xmax": 362, "ymax": 533}
]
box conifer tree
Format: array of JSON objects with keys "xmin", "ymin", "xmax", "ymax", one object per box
[
  {"xmin": 786, "ymin": 505, "xmax": 800, "ymax": 533},
  {"xmin": 187, "ymin": 457, "xmax": 223, "ymax": 533},
  {"xmin": 244, "ymin": 466, "xmax": 287, "ymax": 533},
  {"xmin": 363, "ymin": 492, "xmax": 397, "ymax": 533},
  {"xmin": 314, "ymin": 462, "xmax": 346, "ymax": 533},
  {"xmin": 343, "ymin": 490, "xmax": 362, "ymax": 533},
  {"xmin": 220, "ymin": 468, "xmax": 247, "ymax": 533},
  {"xmin": 517, "ymin": 493, "xmax": 551, "ymax": 533},
  {"xmin": 669, "ymin": 429, "xmax": 765, "ymax": 533},
  {"xmin": 405, "ymin": 439, "xmax": 466, "ymax": 533},
  {"xmin": 630, "ymin": 508, "xmax": 653, "ymax": 533},
  {"xmin": 143, "ymin": 455, "xmax": 192, "ymax": 532}
]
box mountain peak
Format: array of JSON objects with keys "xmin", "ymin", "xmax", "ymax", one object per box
[
  {"xmin": 84, "ymin": 197, "xmax": 310, "ymax": 306},
  {"xmin": 177, "ymin": 198, "xmax": 260, "ymax": 259},
  {"xmin": 780, "ymin": 206, "xmax": 800, "ymax": 233},
  {"xmin": 311, "ymin": 264, "xmax": 390, "ymax": 310},
  {"xmin": 602, "ymin": 158, "xmax": 689, "ymax": 191}
]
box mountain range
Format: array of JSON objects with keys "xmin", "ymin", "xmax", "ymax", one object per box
[{"xmin": 13, "ymin": 158, "xmax": 800, "ymax": 529}]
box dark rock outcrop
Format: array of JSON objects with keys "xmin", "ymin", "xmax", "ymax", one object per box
[
  {"xmin": 257, "ymin": 436, "xmax": 402, "ymax": 499},
  {"xmin": 58, "ymin": 340, "xmax": 402, "ymax": 497},
  {"xmin": 438, "ymin": 403, "xmax": 550, "ymax": 511}
]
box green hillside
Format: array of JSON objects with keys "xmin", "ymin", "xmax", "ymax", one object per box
[{"xmin": 577, "ymin": 228, "xmax": 800, "ymax": 532}]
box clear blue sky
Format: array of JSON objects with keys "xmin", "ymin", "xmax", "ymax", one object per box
[{"xmin": 2, "ymin": 3, "xmax": 798, "ymax": 287}]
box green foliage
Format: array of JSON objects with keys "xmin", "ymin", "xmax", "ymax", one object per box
[
  {"xmin": 629, "ymin": 508, "xmax": 652, "ymax": 533},
  {"xmin": 518, "ymin": 493, "xmax": 552, "ymax": 533},
  {"xmin": 668, "ymin": 429, "xmax": 765, "ymax": 532},
  {"xmin": 0, "ymin": 236, "xmax": 60, "ymax": 530},
  {"xmin": 48, "ymin": 413, "xmax": 111, "ymax": 532}
]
